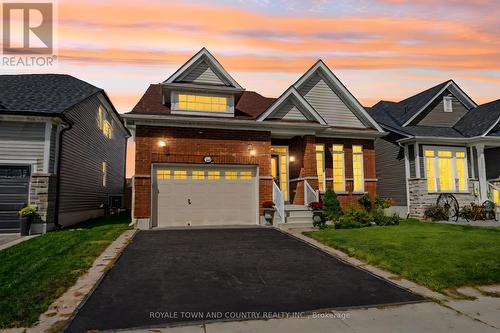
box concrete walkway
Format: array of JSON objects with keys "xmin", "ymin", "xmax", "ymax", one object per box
[
  {"xmin": 0, "ymin": 234, "xmax": 37, "ymax": 251},
  {"xmin": 118, "ymin": 301, "xmax": 498, "ymax": 333}
]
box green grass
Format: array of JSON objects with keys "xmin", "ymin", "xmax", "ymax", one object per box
[
  {"xmin": 0, "ymin": 214, "xmax": 130, "ymax": 328},
  {"xmin": 304, "ymin": 219, "xmax": 500, "ymax": 292}
]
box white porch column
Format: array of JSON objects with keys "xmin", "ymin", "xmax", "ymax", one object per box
[{"xmin": 476, "ymin": 144, "xmax": 488, "ymax": 202}]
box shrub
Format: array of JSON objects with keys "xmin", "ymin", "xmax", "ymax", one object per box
[
  {"xmin": 334, "ymin": 208, "xmax": 373, "ymax": 229},
  {"xmin": 373, "ymin": 209, "xmax": 401, "ymax": 226},
  {"xmin": 375, "ymin": 196, "xmax": 394, "ymax": 209},
  {"xmin": 358, "ymin": 193, "xmax": 372, "ymax": 211},
  {"xmin": 323, "ymin": 189, "xmax": 342, "ymax": 221},
  {"xmin": 424, "ymin": 204, "xmax": 448, "ymax": 221}
]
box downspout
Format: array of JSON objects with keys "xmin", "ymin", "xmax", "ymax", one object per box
[
  {"xmin": 53, "ymin": 115, "xmax": 73, "ymax": 228},
  {"xmin": 399, "ymin": 142, "xmax": 411, "ymax": 219}
]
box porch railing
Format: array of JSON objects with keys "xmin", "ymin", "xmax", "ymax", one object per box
[
  {"xmin": 304, "ymin": 180, "xmax": 319, "ymax": 206},
  {"xmin": 272, "ymin": 181, "xmax": 285, "ymax": 224},
  {"xmin": 487, "ymin": 181, "xmax": 500, "ymax": 205}
]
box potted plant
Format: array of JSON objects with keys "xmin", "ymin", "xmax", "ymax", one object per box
[
  {"xmin": 308, "ymin": 201, "xmax": 326, "ymax": 229},
  {"xmin": 262, "ymin": 201, "xmax": 275, "ymax": 225},
  {"xmin": 18, "ymin": 205, "xmax": 37, "ymax": 236}
]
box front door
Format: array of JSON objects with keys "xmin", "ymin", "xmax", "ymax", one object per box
[{"xmin": 270, "ymin": 146, "xmax": 289, "ymax": 202}]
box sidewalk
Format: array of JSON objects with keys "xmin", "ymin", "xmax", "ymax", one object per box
[{"xmin": 119, "ymin": 301, "xmax": 498, "ymax": 333}]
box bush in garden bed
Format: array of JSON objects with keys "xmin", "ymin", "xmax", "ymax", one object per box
[{"xmin": 334, "ymin": 207, "xmax": 401, "ymax": 229}]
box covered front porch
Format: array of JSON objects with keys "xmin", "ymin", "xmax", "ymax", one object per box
[
  {"xmin": 267, "ymin": 134, "xmax": 378, "ymax": 224},
  {"xmin": 400, "ymin": 136, "xmax": 500, "ymax": 219}
]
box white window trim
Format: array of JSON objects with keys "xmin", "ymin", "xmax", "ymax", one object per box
[
  {"xmin": 352, "ymin": 145, "xmax": 365, "ymax": 193},
  {"xmin": 443, "ymin": 96, "xmax": 453, "ymax": 112},
  {"xmin": 315, "ymin": 144, "xmax": 326, "ymax": 193},
  {"xmin": 423, "ymin": 146, "xmax": 469, "ymax": 194},
  {"xmin": 332, "ymin": 144, "xmax": 346, "ymax": 193}
]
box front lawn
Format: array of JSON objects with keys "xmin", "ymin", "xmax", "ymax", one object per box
[
  {"xmin": 304, "ymin": 219, "xmax": 500, "ymax": 292},
  {"xmin": 0, "ymin": 214, "xmax": 130, "ymax": 328}
]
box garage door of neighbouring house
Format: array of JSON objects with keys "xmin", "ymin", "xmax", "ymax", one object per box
[
  {"xmin": 0, "ymin": 165, "xmax": 30, "ymax": 233},
  {"xmin": 154, "ymin": 164, "xmax": 258, "ymax": 227}
]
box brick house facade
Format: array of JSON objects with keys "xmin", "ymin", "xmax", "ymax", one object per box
[{"xmin": 124, "ymin": 48, "xmax": 384, "ymax": 228}]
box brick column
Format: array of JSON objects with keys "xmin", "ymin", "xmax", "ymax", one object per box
[{"xmin": 294, "ymin": 136, "xmax": 317, "ymax": 204}]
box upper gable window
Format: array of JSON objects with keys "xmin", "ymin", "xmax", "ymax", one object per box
[
  {"xmin": 178, "ymin": 93, "xmax": 227, "ymax": 113},
  {"xmin": 443, "ymin": 96, "xmax": 453, "ymax": 112}
]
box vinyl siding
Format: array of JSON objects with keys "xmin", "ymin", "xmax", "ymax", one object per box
[
  {"xmin": 272, "ymin": 100, "xmax": 308, "ymax": 121},
  {"xmin": 374, "ymin": 135, "xmax": 407, "ymax": 206},
  {"xmin": 179, "ymin": 60, "xmax": 225, "ymax": 86},
  {"xmin": 416, "ymin": 93, "xmax": 469, "ymax": 127},
  {"xmin": 485, "ymin": 147, "xmax": 500, "ymax": 180},
  {"xmin": 0, "ymin": 121, "xmax": 46, "ymax": 172},
  {"xmin": 298, "ymin": 72, "xmax": 365, "ymax": 128},
  {"xmin": 58, "ymin": 93, "xmax": 126, "ymax": 215}
]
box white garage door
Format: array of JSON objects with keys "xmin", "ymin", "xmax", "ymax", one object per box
[{"xmin": 154, "ymin": 164, "xmax": 258, "ymax": 227}]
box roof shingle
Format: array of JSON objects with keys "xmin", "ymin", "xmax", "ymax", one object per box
[{"xmin": 0, "ymin": 74, "xmax": 101, "ymax": 114}]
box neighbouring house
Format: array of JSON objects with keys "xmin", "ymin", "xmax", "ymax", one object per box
[
  {"xmin": 123, "ymin": 48, "xmax": 384, "ymax": 229},
  {"xmin": 0, "ymin": 74, "xmax": 130, "ymax": 233},
  {"xmin": 367, "ymin": 80, "xmax": 500, "ymax": 218}
]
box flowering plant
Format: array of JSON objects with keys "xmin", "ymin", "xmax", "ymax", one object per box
[
  {"xmin": 308, "ymin": 201, "xmax": 323, "ymax": 210},
  {"xmin": 262, "ymin": 201, "xmax": 275, "ymax": 208}
]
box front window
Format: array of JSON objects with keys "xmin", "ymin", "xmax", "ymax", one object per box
[
  {"xmin": 98, "ymin": 105, "xmax": 112, "ymax": 139},
  {"xmin": 352, "ymin": 145, "xmax": 364, "ymax": 193},
  {"xmin": 178, "ymin": 93, "xmax": 227, "ymax": 113},
  {"xmin": 424, "ymin": 147, "xmax": 468, "ymax": 192},
  {"xmin": 315, "ymin": 145, "xmax": 325, "ymax": 192},
  {"xmin": 332, "ymin": 144, "xmax": 345, "ymax": 192}
]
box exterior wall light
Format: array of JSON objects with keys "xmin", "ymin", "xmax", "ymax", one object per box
[
  {"xmin": 248, "ymin": 143, "xmax": 256, "ymax": 156},
  {"xmin": 289, "ymin": 156, "xmax": 295, "ymax": 162},
  {"xmin": 158, "ymin": 140, "xmax": 166, "ymax": 147}
]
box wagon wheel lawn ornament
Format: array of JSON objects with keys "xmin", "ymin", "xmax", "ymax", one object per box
[{"xmin": 437, "ymin": 193, "xmax": 459, "ymax": 222}]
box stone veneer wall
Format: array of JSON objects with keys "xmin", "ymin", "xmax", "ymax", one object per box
[
  {"xmin": 30, "ymin": 173, "xmax": 57, "ymax": 226},
  {"xmin": 408, "ymin": 178, "xmax": 478, "ymax": 218}
]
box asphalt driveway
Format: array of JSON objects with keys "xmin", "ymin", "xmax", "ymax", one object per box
[{"xmin": 66, "ymin": 228, "xmax": 424, "ymax": 332}]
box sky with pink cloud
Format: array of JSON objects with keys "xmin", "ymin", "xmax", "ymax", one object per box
[{"xmin": 3, "ymin": 0, "xmax": 499, "ymax": 176}]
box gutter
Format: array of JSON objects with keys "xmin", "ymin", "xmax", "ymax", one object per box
[
  {"xmin": 123, "ymin": 113, "xmax": 386, "ymax": 138},
  {"xmin": 397, "ymin": 135, "xmax": 500, "ymax": 145}
]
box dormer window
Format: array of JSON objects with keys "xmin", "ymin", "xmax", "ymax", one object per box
[
  {"xmin": 443, "ymin": 96, "xmax": 453, "ymax": 112},
  {"xmin": 178, "ymin": 93, "xmax": 227, "ymax": 113},
  {"xmin": 170, "ymin": 91, "xmax": 234, "ymax": 117}
]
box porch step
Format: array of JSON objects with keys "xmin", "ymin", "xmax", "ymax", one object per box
[
  {"xmin": 284, "ymin": 205, "xmax": 313, "ymax": 223},
  {"xmin": 284, "ymin": 204, "xmax": 309, "ymax": 211},
  {"xmin": 286, "ymin": 216, "xmax": 314, "ymax": 224}
]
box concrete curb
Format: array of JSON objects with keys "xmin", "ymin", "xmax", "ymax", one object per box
[{"xmin": 2, "ymin": 229, "xmax": 137, "ymax": 333}]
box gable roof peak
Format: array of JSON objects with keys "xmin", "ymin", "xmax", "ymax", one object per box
[{"xmin": 163, "ymin": 48, "xmax": 243, "ymax": 89}]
